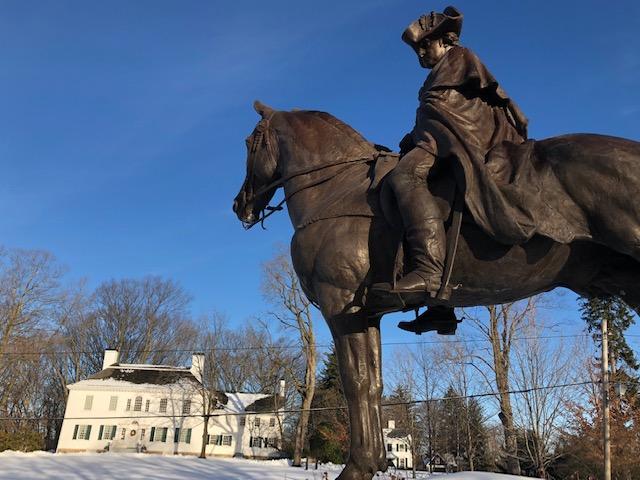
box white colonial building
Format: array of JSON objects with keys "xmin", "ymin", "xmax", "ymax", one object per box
[
  {"xmin": 57, "ymin": 349, "xmax": 284, "ymax": 458},
  {"xmin": 383, "ymin": 420, "xmax": 413, "ymax": 470}
]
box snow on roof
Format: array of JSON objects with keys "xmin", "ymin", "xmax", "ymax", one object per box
[
  {"xmin": 222, "ymin": 392, "xmax": 284, "ymax": 414},
  {"xmin": 67, "ymin": 363, "xmax": 199, "ymax": 390}
]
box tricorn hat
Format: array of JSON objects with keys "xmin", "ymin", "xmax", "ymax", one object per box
[{"xmin": 402, "ymin": 6, "xmax": 463, "ymax": 49}]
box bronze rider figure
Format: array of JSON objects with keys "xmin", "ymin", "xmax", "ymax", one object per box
[{"xmin": 384, "ymin": 7, "xmax": 528, "ymax": 333}]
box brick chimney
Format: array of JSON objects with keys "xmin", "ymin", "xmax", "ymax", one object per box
[{"xmin": 102, "ymin": 349, "xmax": 119, "ymax": 370}]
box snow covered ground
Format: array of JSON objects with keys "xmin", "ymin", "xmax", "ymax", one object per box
[{"xmin": 0, "ymin": 451, "xmax": 535, "ymax": 480}]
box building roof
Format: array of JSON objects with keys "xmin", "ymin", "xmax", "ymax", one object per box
[
  {"xmin": 86, "ymin": 364, "xmax": 199, "ymax": 385},
  {"xmin": 383, "ymin": 427, "xmax": 411, "ymax": 440}
]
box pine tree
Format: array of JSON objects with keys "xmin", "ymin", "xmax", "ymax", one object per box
[
  {"xmin": 580, "ymin": 295, "xmax": 638, "ymax": 371},
  {"xmin": 308, "ymin": 344, "xmax": 348, "ymax": 464}
]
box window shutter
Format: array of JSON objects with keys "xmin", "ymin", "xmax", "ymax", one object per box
[
  {"xmin": 186, "ymin": 429, "xmax": 192, "ymax": 444},
  {"xmin": 86, "ymin": 425, "xmax": 92, "ymax": 440},
  {"xmin": 111, "ymin": 425, "xmax": 117, "ymax": 440},
  {"xmin": 98, "ymin": 425, "xmax": 104, "ymax": 440},
  {"xmin": 174, "ymin": 428, "xmax": 180, "ymax": 443},
  {"xmin": 73, "ymin": 425, "xmax": 79, "ymax": 440},
  {"xmin": 150, "ymin": 427, "xmax": 156, "ymax": 442}
]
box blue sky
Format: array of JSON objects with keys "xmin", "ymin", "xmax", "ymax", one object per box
[{"xmin": 1, "ymin": 1, "xmax": 639, "ymax": 350}]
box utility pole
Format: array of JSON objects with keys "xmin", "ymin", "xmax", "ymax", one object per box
[{"xmin": 602, "ymin": 315, "xmax": 611, "ymax": 480}]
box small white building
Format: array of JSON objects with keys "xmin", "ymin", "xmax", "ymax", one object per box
[
  {"xmin": 383, "ymin": 420, "xmax": 413, "ymax": 470},
  {"xmin": 57, "ymin": 349, "xmax": 284, "ymax": 458}
]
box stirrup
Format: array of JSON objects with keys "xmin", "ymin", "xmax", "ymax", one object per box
[{"xmin": 389, "ymin": 270, "xmax": 441, "ymax": 296}]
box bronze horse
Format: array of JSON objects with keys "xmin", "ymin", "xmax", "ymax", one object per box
[{"xmin": 233, "ymin": 101, "xmax": 640, "ymax": 480}]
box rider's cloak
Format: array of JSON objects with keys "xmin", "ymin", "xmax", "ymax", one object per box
[{"xmin": 409, "ymin": 45, "xmax": 591, "ymax": 245}]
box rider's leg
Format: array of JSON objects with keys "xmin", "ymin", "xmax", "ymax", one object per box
[{"xmin": 387, "ymin": 147, "xmax": 445, "ymax": 295}]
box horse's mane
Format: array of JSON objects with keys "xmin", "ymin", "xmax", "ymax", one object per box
[{"xmin": 281, "ymin": 109, "xmax": 375, "ymax": 154}]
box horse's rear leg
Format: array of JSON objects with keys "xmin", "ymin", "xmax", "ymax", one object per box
[{"xmin": 322, "ymin": 302, "xmax": 384, "ymax": 480}]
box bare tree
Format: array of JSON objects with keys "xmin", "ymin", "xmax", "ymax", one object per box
[
  {"xmin": 85, "ymin": 276, "xmax": 196, "ymax": 370},
  {"xmin": 409, "ymin": 342, "xmax": 447, "ymax": 473},
  {"xmin": 0, "ymin": 248, "xmax": 63, "ymax": 360},
  {"xmin": 510, "ymin": 317, "xmax": 587, "ymax": 477},
  {"xmin": 387, "ymin": 349, "xmax": 423, "ymax": 478},
  {"xmin": 262, "ymin": 248, "xmax": 316, "ymax": 467},
  {"xmin": 468, "ymin": 299, "xmax": 538, "ymax": 475}
]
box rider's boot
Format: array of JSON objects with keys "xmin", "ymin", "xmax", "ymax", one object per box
[
  {"xmin": 390, "ymin": 217, "xmax": 445, "ymax": 296},
  {"xmin": 398, "ymin": 305, "xmax": 459, "ymax": 335}
]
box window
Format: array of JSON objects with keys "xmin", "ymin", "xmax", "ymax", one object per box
[
  {"xmin": 126, "ymin": 399, "xmax": 131, "ymax": 411},
  {"xmin": 387, "ymin": 443, "xmax": 392, "ymax": 452},
  {"xmin": 134, "ymin": 396, "xmax": 142, "ymax": 412},
  {"xmin": 182, "ymin": 400, "xmax": 191, "ymax": 415},
  {"xmin": 208, "ymin": 434, "xmax": 232, "ymax": 446},
  {"xmin": 399, "ymin": 458, "xmax": 405, "ymax": 469},
  {"xmin": 151, "ymin": 427, "xmax": 168, "ymax": 442},
  {"xmin": 98, "ymin": 425, "xmax": 117, "ymax": 440},
  {"xmin": 141, "ymin": 428, "xmax": 146, "ymax": 440},
  {"xmin": 84, "ymin": 395, "xmax": 93, "ymax": 410},
  {"xmin": 269, "ymin": 417, "xmax": 275, "ymax": 427},
  {"xmin": 159, "ymin": 398, "xmax": 168, "ymax": 413},
  {"xmin": 254, "ymin": 417, "xmax": 260, "ymax": 427},
  {"xmin": 266, "ymin": 437, "xmax": 277, "ymax": 448},
  {"xmin": 249, "ymin": 436, "xmax": 263, "ymax": 448},
  {"xmin": 174, "ymin": 428, "xmax": 191, "ymax": 444},
  {"xmin": 239, "ymin": 416, "xmax": 246, "ymax": 426},
  {"xmin": 145, "ymin": 399, "xmax": 150, "ymax": 412},
  {"xmin": 120, "ymin": 428, "xmax": 126, "ymax": 440},
  {"xmin": 73, "ymin": 425, "xmax": 92, "ymax": 440},
  {"xmin": 108, "ymin": 396, "xmax": 118, "ymax": 411}
]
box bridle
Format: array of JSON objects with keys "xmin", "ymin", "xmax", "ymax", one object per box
[{"xmin": 241, "ymin": 115, "xmax": 376, "ymax": 230}]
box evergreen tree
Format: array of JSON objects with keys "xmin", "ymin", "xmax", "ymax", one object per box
[
  {"xmin": 435, "ymin": 386, "xmax": 489, "ymax": 471},
  {"xmin": 308, "ymin": 344, "xmax": 348, "ymax": 464},
  {"xmin": 580, "ymin": 295, "xmax": 638, "ymax": 371}
]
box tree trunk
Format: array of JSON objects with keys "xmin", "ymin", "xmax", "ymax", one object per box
[
  {"xmin": 488, "ymin": 305, "xmax": 521, "ymax": 476},
  {"xmin": 292, "ymin": 349, "xmax": 316, "ymax": 466},
  {"xmin": 200, "ymin": 414, "xmax": 209, "ymax": 459}
]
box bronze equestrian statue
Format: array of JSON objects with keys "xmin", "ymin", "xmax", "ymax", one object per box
[{"xmin": 233, "ymin": 6, "xmax": 640, "ymax": 480}]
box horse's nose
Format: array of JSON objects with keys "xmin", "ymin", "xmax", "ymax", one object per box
[{"xmin": 232, "ymin": 198, "xmax": 239, "ymax": 214}]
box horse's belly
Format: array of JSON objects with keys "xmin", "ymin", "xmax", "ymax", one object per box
[{"xmin": 449, "ymin": 227, "xmax": 572, "ymax": 306}]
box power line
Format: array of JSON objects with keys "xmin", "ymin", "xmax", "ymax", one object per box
[
  {"xmin": 0, "ymin": 378, "xmax": 611, "ymax": 422},
  {"xmin": 0, "ymin": 333, "xmax": 610, "ymax": 357}
]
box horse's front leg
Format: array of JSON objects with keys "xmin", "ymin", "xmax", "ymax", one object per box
[{"xmin": 321, "ymin": 295, "xmax": 384, "ymax": 480}]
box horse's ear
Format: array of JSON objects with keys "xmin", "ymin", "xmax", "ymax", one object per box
[{"xmin": 254, "ymin": 100, "xmax": 274, "ymax": 118}]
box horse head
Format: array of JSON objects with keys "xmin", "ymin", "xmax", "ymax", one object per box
[{"xmin": 233, "ymin": 101, "xmax": 281, "ymax": 228}]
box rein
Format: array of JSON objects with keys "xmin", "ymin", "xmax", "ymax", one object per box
[
  {"xmin": 243, "ymin": 155, "xmax": 376, "ymax": 230},
  {"xmin": 242, "ymin": 116, "xmax": 376, "ymax": 230}
]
